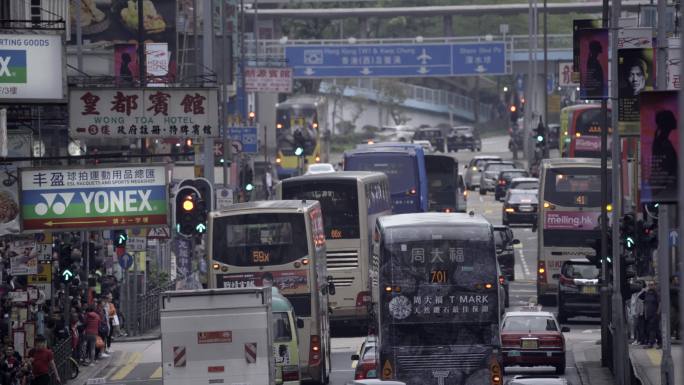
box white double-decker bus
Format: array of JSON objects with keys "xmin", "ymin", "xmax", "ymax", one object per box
[
  {"xmin": 277, "ymin": 171, "xmax": 392, "ymax": 326},
  {"xmin": 537, "ymin": 158, "xmax": 610, "ymax": 304}
]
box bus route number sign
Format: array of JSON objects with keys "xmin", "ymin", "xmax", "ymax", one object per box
[
  {"xmin": 252, "ymin": 250, "xmax": 271, "ymax": 264},
  {"xmin": 430, "ymin": 270, "xmax": 448, "ymax": 284}
]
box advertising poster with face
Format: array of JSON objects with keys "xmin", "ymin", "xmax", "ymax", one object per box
[
  {"xmin": 572, "ymin": 19, "xmax": 602, "ymax": 82},
  {"xmin": 618, "ymin": 48, "xmax": 654, "ymax": 135},
  {"xmin": 578, "ymin": 28, "xmax": 609, "ymax": 99},
  {"xmin": 640, "ymin": 91, "xmax": 679, "ymax": 203}
]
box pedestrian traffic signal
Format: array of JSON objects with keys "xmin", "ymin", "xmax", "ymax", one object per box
[
  {"xmin": 293, "ymin": 129, "xmax": 306, "ymax": 157},
  {"xmin": 61, "ymin": 268, "xmax": 75, "ymax": 283},
  {"xmin": 620, "ymin": 213, "xmax": 636, "ymax": 251},
  {"xmin": 174, "ymin": 178, "xmax": 213, "ymax": 237}
]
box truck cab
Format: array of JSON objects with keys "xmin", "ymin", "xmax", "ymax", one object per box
[{"xmin": 271, "ymin": 287, "xmax": 302, "ymax": 385}]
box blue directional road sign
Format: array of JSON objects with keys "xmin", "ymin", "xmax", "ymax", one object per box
[
  {"xmin": 286, "ymin": 42, "xmax": 506, "ymax": 78},
  {"xmin": 451, "ymin": 42, "xmax": 506, "ymax": 76},
  {"xmin": 227, "ymin": 126, "xmax": 258, "ymax": 153},
  {"xmin": 119, "ymin": 253, "xmax": 133, "ymax": 270}
]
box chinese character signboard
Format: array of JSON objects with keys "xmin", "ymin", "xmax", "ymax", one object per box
[
  {"xmin": 69, "ymin": 88, "xmax": 218, "ymax": 138},
  {"xmin": 667, "ymin": 46, "xmax": 680, "ymax": 90},
  {"xmin": 640, "ymin": 91, "xmax": 679, "ymax": 203},
  {"xmin": 578, "ymin": 28, "xmax": 609, "ymax": 100},
  {"xmin": 0, "ymin": 34, "xmax": 65, "ymax": 102},
  {"xmin": 245, "ymin": 67, "xmax": 293, "ymax": 93},
  {"xmin": 19, "ymin": 165, "xmax": 168, "ymax": 232}
]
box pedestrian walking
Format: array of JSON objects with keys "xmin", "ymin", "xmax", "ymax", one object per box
[
  {"xmin": 639, "ymin": 281, "xmax": 662, "ymax": 348},
  {"xmin": 84, "ymin": 305, "xmax": 101, "ymax": 365},
  {"xmin": 27, "ymin": 335, "xmax": 61, "ymax": 385},
  {"xmin": 1, "ymin": 345, "xmax": 23, "ymax": 385},
  {"xmin": 628, "ymin": 281, "xmax": 646, "ymax": 344},
  {"xmin": 96, "ymin": 300, "xmax": 110, "ymax": 358}
]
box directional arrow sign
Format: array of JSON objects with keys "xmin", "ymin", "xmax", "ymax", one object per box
[
  {"xmin": 62, "ymin": 269, "xmax": 74, "ymax": 281},
  {"xmin": 196, "ymin": 223, "xmax": 207, "ymax": 233},
  {"xmin": 669, "ymin": 230, "xmax": 678, "ymax": 247}
]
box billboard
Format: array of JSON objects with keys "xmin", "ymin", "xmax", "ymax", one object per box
[
  {"xmin": 69, "ymin": 0, "xmax": 177, "ymax": 81},
  {"xmin": 558, "ymin": 62, "xmax": 578, "ymax": 87},
  {"xmin": 640, "ymin": 91, "xmax": 679, "ymax": 203},
  {"xmin": 20, "ymin": 165, "xmax": 169, "ymax": 231},
  {"xmin": 572, "ymin": 19, "xmax": 602, "ymax": 82},
  {"xmin": 578, "ymin": 28, "xmax": 609, "ymax": 99},
  {"xmin": 69, "ymin": 88, "xmax": 219, "ymax": 139},
  {"xmin": 618, "ymin": 48, "xmax": 655, "ymax": 135},
  {"xmin": 0, "ymin": 34, "xmax": 64, "ymax": 102},
  {"xmin": 0, "ymin": 130, "xmax": 33, "ymax": 237}
]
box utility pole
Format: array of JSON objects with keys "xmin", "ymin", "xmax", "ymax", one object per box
[
  {"xmin": 202, "ymin": 0, "xmax": 214, "ymax": 183},
  {"xmin": 599, "ymin": 0, "xmax": 611, "ymax": 368},
  {"xmin": 610, "ymin": 1, "xmax": 627, "ymax": 384},
  {"xmin": 542, "ymin": 0, "xmax": 549, "ymax": 158},
  {"xmin": 525, "ymin": 0, "xmax": 534, "ymax": 164},
  {"xmin": 656, "ymin": 1, "xmax": 674, "ymax": 384},
  {"xmin": 677, "ymin": 9, "xmax": 684, "ymax": 380}
]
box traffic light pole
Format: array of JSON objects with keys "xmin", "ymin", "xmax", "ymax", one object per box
[
  {"xmin": 658, "ymin": 205, "xmax": 674, "ymax": 385},
  {"xmin": 599, "ymin": 0, "xmax": 610, "ymax": 368}
]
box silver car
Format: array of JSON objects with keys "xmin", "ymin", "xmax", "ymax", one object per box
[
  {"xmin": 464, "ymin": 155, "xmax": 502, "ymax": 190},
  {"xmin": 479, "ymin": 161, "xmax": 516, "ymax": 194}
]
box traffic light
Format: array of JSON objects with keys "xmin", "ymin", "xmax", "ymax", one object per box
[
  {"xmin": 113, "ymin": 230, "xmax": 128, "ymax": 247},
  {"xmin": 509, "ymin": 105, "xmax": 518, "ymax": 123},
  {"xmin": 534, "ymin": 120, "xmax": 546, "ymax": 145},
  {"xmin": 293, "ymin": 130, "xmax": 305, "ymax": 157},
  {"xmin": 239, "ymin": 164, "xmax": 254, "ymax": 192},
  {"xmin": 619, "ymin": 213, "xmax": 636, "ymax": 251},
  {"xmin": 174, "ymin": 178, "xmax": 213, "ymax": 237},
  {"xmin": 587, "ymin": 234, "xmax": 612, "ymax": 268},
  {"xmin": 248, "ymin": 111, "xmax": 256, "ymax": 124}
]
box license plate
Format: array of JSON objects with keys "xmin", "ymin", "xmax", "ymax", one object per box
[
  {"xmin": 582, "ymin": 285, "xmax": 598, "ymax": 294},
  {"xmin": 508, "ymin": 350, "xmax": 521, "ymax": 357},
  {"xmin": 519, "ymin": 205, "xmax": 533, "ymax": 212},
  {"xmin": 521, "ymin": 339, "xmax": 538, "ymax": 349}
]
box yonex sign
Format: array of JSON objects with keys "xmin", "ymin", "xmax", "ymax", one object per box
[
  {"xmin": 20, "ymin": 165, "xmax": 168, "ymax": 231},
  {"xmin": 0, "ymin": 50, "xmax": 27, "ymax": 83},
  {"xmin": 0, "ymin": 34, "xmax": 64, "ymax": 101}
]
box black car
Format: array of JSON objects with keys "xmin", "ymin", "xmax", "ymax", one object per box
[
  {"xmin": 495, "ymin": 170, "xmax": 531, "ymax": 201},
  {"xmin": 448, "ymin": 125, "xmax": 482, "ymax": 152},
  {"xmin": 494, "ymin": 225, "xmax": 519, "ymax": 282},
  {"xmin": 555, "ymin": 259, "xmax": 601, "ymax": 322},
  {"xmin": 413, "ymin": 127, "xmax": 445, "ymax": 152},
  {"xmin": 502, "ymin": 189, "xmax": 538, "ymax": 226},
  {"xmin": 508, "ymin": 177, "xmax": 539, "ymax": 191}
]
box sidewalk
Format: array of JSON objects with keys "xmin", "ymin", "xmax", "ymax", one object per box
[
  {"xmin": 628, "ymin": 342, "xmax": 682, "ymax": 385},
  {"xmin": 574, "ymin": 340, "xmax": 615, "ymax": 385}
]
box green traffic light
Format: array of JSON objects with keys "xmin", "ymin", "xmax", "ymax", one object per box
[
  {"xmin": 245, "ymin": 183, "xmax": 254, "ymax": 191},
  {"xmin": 625, "ymin": 236, "xmax": 635, "ymax": 249},
  {"xmin": 196, "ymin": 223, "xmax": 207, "ymax": 233},
  {"xmin": 294, "ymin": 147, "xmax": 304, "ymax": 156},
  {"xmin": 536, "ymin": 135, "xmax": 544, "ymax": 143},
  {"xmin": 62, "ymin": 269, "xmax": 74, "ymax": 281}
]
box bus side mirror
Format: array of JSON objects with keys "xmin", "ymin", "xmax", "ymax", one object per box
[
  {"xmin": 328, "ymin": 281, "xmax": 336, "ymax": 296},
  {"xmin": 351, "ymin": 354, "xmax": 360, "ymax": 361},
  {"xmin": 296, "ymin": 318, "xmax": 304, "ymax": 329}
]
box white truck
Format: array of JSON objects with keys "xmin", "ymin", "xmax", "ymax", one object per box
[{"xmin": 161, "ymin": 287, "xmax": 275, "ymax": 385}]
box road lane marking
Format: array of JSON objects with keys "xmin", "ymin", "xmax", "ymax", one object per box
[
  {"xmin": 518, "ymin": 248, "xmax": 531, "ymax": 277},
  {"xmin": 111, "ymin": 352, "xmax": 143, "ymax": 381},
  {"xmin": 150, "ymin": 366, "xmax": 162, "ymax": 379}
]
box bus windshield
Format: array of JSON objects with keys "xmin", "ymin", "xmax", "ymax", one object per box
[
  {"xmin": 543, "ymin": 167, "xmax": 610, "ymax": 207},
  {"xmin": 281, "ymin": 180, "xmax": 360, "ymax": 239},
  {"xmin": 345, "ymin": 153, "xmax": 417, "ymax": 194},
  {"xmin": 212, "ymin": 213, "xmax": 308, "ymax": 266}
]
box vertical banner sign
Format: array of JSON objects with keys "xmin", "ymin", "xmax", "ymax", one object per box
[
  {"xmin": 146, "ymin": 42, "xmax": 170, "ymax": 79},
  {"xmin": 572, "ymin": 19, "xmax": 602, "ymax": 83},
  {"xmin": 558, "ymin": 62, "xmax": 578, "ymax": 87},
  {"xmin": 244, "ymin": 68, "xmax": 293, "ymax": 93},
  {"xmin": 640, "ymin": 91, "xmax": 679, "ymax": 203},
  {"xmin": 114, "ymin": 44, "xmax": 139, "ymax": 84},
  {"xmin": 174, "ymin": 238, "xmax": 192, "ymax": 290},
  {"xmin": 618, "ymin": 48, "xmax": 655, "ymax": 135},
  {"xmin": 19, "ymin": 165, "xmax": 168, "ymax": 231},
  {"xmin": 578, "ymin": 28, "xmax": 609, "ymax": 100}
]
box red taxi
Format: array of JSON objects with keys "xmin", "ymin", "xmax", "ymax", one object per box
[{"xmin": 500, "ymin": 309, "xmax": 569, "ymax": 374}]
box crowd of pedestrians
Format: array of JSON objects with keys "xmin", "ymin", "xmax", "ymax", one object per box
[
  {"xmin": 628, "ymin": 277, "xmax": 681, "ymax": 349},
  {"xmin": 70, "ymin": 292, "xmax": 124, "ymax": 367}
]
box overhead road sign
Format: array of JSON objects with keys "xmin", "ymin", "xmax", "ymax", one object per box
[
  {"xmin": 225, "ymin": 126, "xmax": 258, "ymax": 153},
  {"xmin": 285, "ymin": 42, "xmax": 506, "ymax": 78}
]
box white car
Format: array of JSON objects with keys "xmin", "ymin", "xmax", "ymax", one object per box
[
  {"xmin": 305, "ymin": 163, "xmax": 336, "ymax": 174},
  {"xmin": 412, "ymin": 140, "xmax": 434, "ymax": 152}
]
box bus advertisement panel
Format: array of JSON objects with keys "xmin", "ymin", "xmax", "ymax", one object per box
[{"xmin": 372, "ymin": 214, "xmax": 502, "ymax": 385}]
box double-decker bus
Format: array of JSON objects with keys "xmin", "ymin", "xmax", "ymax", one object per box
[
  {"xmin": 371, "ymin": 213, "xmax": 503, "ymax": 385},
  {"xmin": 344, "ymin": 143, "xmax": 428, "ymax": 214},
  {"xmin": 208, "ymin": 201, "xmax": 331, "ymax": 384},
  {"xmin": 537, "ymin": 158, "xmax": 610, "ymax": 304},
  {"xmin": 276, "ymin": 172, "xmax": 392, "ymax": 326},
  {"xmin": 275, "ymin": 96, "xmax": 327, "ymax": 179},
  {"xmin": 559, "ymin": 104, "xmax": 612, "ymax": 158}
]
